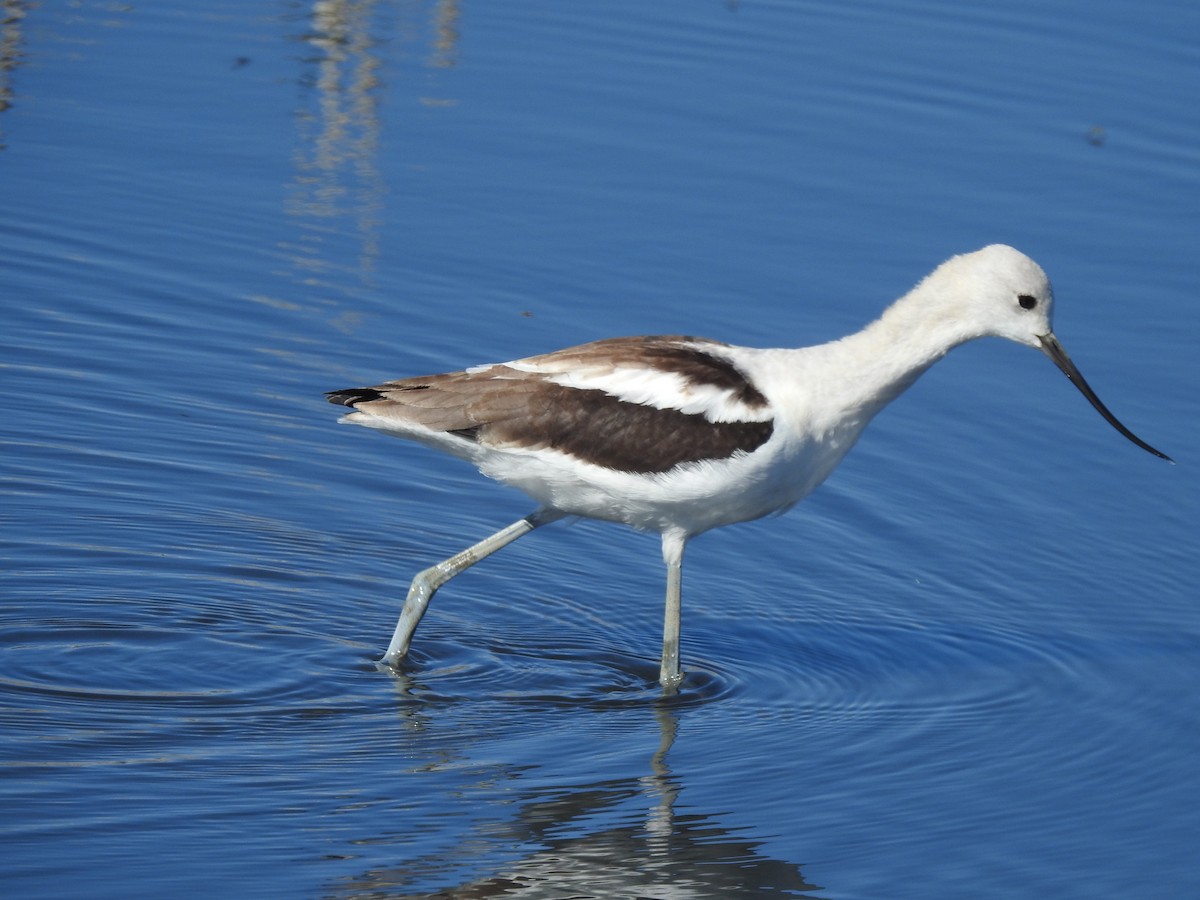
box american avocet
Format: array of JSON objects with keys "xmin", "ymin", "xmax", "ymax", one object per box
[{"xmin": 328, "ymin": 245, "xmax": 1170, "ymax": 688}]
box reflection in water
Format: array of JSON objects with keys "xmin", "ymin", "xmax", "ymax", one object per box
[
  {"xmin": 0, "ymin": 0, "xmax": 29, "ymax": 151},
  {"xmin": 285, "ymin": 0, "xmax": 460, "ymax": 286},
  {"xmin": 289, "ymin": 0, "xmax": 387, "ymax": 278},
  {"xmin": 334, "ymin": 690, "xmax": 824, "ymax": 898},
  {"xmin": 428, "ymin": 0, "xmax": 460, "ymax": 71}
]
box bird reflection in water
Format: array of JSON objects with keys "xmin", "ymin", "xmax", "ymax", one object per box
[{"xmin": 333, "ymin": 682, "xmax": 824, "ymax": 898}]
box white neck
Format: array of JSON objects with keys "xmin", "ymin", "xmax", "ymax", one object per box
[{"xmin": 812, "ymin": 289, "xmax": 977, "ymax": 423}]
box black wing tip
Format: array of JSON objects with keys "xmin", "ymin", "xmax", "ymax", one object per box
[{"xmin": 325, "ymin": 387, "xmax": 384, "ymax": 408}]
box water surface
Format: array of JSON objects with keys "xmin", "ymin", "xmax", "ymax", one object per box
[{"xmin": 3, "ymin": 1, "xmax": 1198, "ymax": 897}]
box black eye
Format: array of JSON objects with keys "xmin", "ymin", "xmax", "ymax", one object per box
[{"xmin": 1018, "ymin": 294, "xmax": 1038, "ymax": 310}]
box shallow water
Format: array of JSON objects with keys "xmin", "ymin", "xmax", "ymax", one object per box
[{"xmin": 3, "ymin": 1, "xmax": 1199, "ymax": 897}]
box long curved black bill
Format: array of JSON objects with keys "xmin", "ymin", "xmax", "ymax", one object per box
[{"xmin": 1038, "ymin": 333, "xmax": 1173, "ymax": 462}]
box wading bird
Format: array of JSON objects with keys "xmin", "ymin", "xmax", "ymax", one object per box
[{"xmin": 327, "ymin": 245, "xmax": 1170, "ymax": 688}]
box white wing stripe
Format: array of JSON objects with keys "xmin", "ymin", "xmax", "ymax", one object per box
[{"xmin": 543, "ymin": 368, "xmax": 772, "ymax": 423}]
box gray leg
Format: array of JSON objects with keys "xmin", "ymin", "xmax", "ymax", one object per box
[
  {"xmin": 380, "ymin": 508, "xmax": 562, "ymax": 668},
  {"xmin": 659, "ymin": 531, "xmax": 687, "ymax": 689}
]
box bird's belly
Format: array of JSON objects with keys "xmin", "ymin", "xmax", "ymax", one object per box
[{"xmin": 476, "ymin": 435, "xmax": 837, "ymax": 537}]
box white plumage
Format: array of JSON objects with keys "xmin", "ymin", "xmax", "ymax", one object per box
[{"xmin": 328, "ymin": 244, "xmax": 1170, "ymax": 688}]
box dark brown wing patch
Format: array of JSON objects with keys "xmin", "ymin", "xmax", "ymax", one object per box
[{"xmin": 474, "ymin": 381, "xmax": 773, "ymax": 474}]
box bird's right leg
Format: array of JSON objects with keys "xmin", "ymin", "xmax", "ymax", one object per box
[
  {"xmin": 379, "ymin": 508, "xmax": 563, "ymax": 668},
  {"xmin": 658, "ymin": 530, "xmax": 687, "ymax": 691}
]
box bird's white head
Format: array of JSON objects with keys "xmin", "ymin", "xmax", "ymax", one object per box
[
  {"xmin": 929, "ymin": 243, "xmax": 1056, "ymax": 349},
  {"xmin": 910, "ymin": 244, "xmax": 1170, "ymax": 462}
]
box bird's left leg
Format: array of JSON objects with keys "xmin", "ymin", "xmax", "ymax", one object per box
[{"xmin": 379, "ymin": 508, "xmax": 564, "ymax": 668}]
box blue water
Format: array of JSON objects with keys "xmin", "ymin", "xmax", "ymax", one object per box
[{"xmin": 3, "ymin": 1, "xmax": 1198, "ymax": 897}]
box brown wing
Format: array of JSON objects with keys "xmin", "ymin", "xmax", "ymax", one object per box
[{"xmin": 326, "ymin": 336, "xmax": 774, "ymax": 474}]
